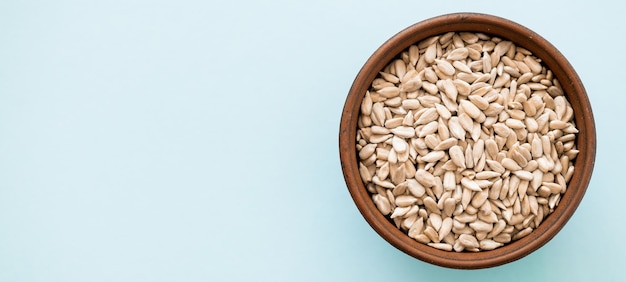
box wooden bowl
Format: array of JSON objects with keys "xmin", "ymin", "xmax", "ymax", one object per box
[{"xmin": 339, "ymin": 13, "xmax": 596, "ymax": 269}]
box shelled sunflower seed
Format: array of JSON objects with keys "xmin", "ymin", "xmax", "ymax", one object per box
[{"xmin": 356, "ymin": 31, "xmax": 579, "ymax": 252}]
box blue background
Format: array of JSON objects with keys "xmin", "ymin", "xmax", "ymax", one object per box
[{"xmin": 1, "ymin": 0, "xmax": 624, "ymax": 281}]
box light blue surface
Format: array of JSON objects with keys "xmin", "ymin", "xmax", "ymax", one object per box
[{"xmin": 1, "ymin": 0, "xmax": 624, "ymax": 281}]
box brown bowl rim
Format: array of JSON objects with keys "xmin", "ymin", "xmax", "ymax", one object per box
[{"xmin": 339, "ymin": 12, "xmax": 596, "ymax": 269}]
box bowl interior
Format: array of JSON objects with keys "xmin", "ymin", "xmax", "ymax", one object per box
[{"xmin": 339, "ymin": 13, "xmax": 595, "ymax": 269}]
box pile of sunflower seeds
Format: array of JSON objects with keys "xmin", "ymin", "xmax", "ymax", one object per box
[{"xmin": 356, "ymin": 31, "xmax": 578, "ymax": 252}]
